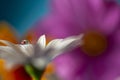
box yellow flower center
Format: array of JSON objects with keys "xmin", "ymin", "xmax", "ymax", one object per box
[{"xmin": 82, "ymin": 31, "xmax": 107, "ymax": 56}]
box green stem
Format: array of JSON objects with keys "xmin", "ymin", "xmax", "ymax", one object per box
[{"xmin": 24, "ymin": 64, "xmax": 45, "ymax": 80}]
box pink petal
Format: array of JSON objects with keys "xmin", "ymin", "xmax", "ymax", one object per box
[
  {"xmin": 51, "ymin": 0, "xmax": 97, "ymax": 29},
  {"xmin": 99, "ymin": 2, "xmax": 120, "ymax": 35},
  {"xmin": 114, "ymin": 29, "xmax": 120, "ymax": 46},
  {"xmin": 91, "ymin": 47, "xmax": 120, "ymax": 80},
  {"xmin": 51, "ymin": 0, "xmax": 120, "ymax": 35},
  {"xmin": 35, "ymin": 14, "xmax": 83, "ymax": 38},
  {"xmin": 88, "ymin": 0, "xmax": 105, "ymax": 14},
  {"xmin": 51, "ymin": 0, "xmax": 75, "ymax": 22},
  {"xmin": 84, "ymin": 0, "xmax": 106, "ymax": 29},
  {"xmin": 53, "ymin": 49, "xmax": 89, "ymax": 80}
]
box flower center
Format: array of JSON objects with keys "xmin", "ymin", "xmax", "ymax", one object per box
[{"xmin": 82, "ymin": 31, "xmax": 107, "ymax": 56}]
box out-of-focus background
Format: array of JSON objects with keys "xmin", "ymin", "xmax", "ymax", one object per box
[
  {"xmin": 0, "ymin": 0, "xmax": 119, "ymax": 36},
  {"xmin": 0, "ymin": 0, "xmax": 120, "ymax": 36},
  {"xmin": 0, "ymin": 0, "xmax": 48, "ymax": 36}
]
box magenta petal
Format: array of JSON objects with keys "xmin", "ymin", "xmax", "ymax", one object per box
[
  {"xmin": 50, "ymin": 0, "xmax": 120, "ymax": 34},
  {"xmin": 91, "ymin": 47, "xmax": 120, "ymax": 80},
  {"xmin": 99, "ymin": 2, "xmax": 120, "ymax": 35},
  {"xmin": 88, "ymin": 0, "xmax": 105, "ymax": 25},
  {"xmin": 51, "ymin": 0, "xmax": 75, "ymax": 22},
  {"xmin": 88, "ymin": 0, "xmax": 105, "ymax": 14},
  {"xmin": 51, "ymin": 0, "xmax": 72, "ymax": 15},
  {"xmin": 114, "ymin": 29, "xmax": 120, "ymax": 46},
  {"xmin": 53, "ymin": 0, "xmax": 91, "ymax": 28},
  {"xmin": 38, "ymin": 15, "xmax": 69, "ymax": 38},
  {"xmin": 53, "ymin": 49, "xmax": 89, "ymax": 80},
  {"xmin": 35, "ymin": 14, "xmax": 83, "ymax": 38}
]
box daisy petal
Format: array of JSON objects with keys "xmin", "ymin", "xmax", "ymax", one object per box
[
  {"xmin": 0, "ymin": 47, "xmax": 18, "ymax": 63},
  {"xmin": 59, "ymin": 34, "xmax": 84, "ymax": 51},
  {"xmin": 0, "ymin": 40, "xmax": 21, "ymax": 52},
  {"xmin": 0, "ymin": 46, "xmax": 26, "ymax": 69},
  {"xmin": 19, "ymin": 44, "xmax": 34, "ymax": 57},
  {"xmin": 46, "ymin": 34, "xmax": 84, "ymax": 59},
  {"xmin": 46, "ymin": 39, "xmax": 63, "ymax": 50},
  {"xmin": 37, "ymin": 35, "xmax": 46, "ymax": 49},
  {"xmin": 0, "ymin": 40, "xmax": 26, "ymax": 57},
  {"xmin": 34, "ymin": 35, "xmax": 46, "ymax": 57},
  {"xmin": 43, "ymin": 39, "xmax": 63, "ymax": 58}
]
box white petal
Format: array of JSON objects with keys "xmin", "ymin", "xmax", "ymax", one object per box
[
  {"xmin": 0, "ymin": 41, "xmax": 29, "ymax": 68},
  {"xmin": 0, "ymin": 40, "xmax": 29, "ymax": 57},
  {"xmin": 19, "ymin": 44, "xmax": 34, "ymax": 57},
  {"xmin": 0, "ymin": 46, "xmax": 26, "ymax": 69},
  {"xmin": 37, "ymin": 35, "xmax": 46, "ymax": 49},
  {"xmin": 43, "ymin": 39, "xmax": 63, "ymax": 58},
  {"xmin": 46, "ymin": 39, "xmax": 63, "ymax": 50},
  {"xmin": 0, "ymin": 40, "xmax": 23, "ymax": 54},
  {"xmin": 45, "ymin": 34, "xmax": 84, "ymax": 59},
  {"xmin": 59, "ymin": 34, "xmax": 84, "ymax": 51},
  {"xmin": 34, "ymin": 35, "xmax": 47, "ymax": 57},
  {"xmin": 0, "ymin": 46, "xmax": 22, "ymax": 61}
]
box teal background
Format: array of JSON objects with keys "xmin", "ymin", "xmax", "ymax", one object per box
[{"xmin": 0, "ymin": 0, "xmax": 48, "ymax": 35}]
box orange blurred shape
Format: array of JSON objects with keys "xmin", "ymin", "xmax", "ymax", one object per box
[
  {"xmin": 41, "ymin": 63, "xmax": 55, "ymax": 80},
  {"xmin": 23, "ymin": 30, "xmax": 37, "ymax": 44},
  {"xmin": 0, "ymin": 21, "xmax": 18, "ymax": 45},
  {"xmin": 0, "ymin": 21, "xmax": 19, "ymax": 80},
  {"xmin": 0, "ymin": 60, "xmax": 14, "ymax": 80},
  {"xmin": 46, "ymin": 36, "xmax": 54, "ymax": 45}
]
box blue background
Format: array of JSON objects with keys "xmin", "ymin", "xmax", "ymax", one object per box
[{"xmin": 0, "ymin": 0, "xmax": 48, "ymax": 35}]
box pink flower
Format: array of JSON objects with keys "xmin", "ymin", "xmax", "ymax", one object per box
[{"xmin": 33, "ymin": 0, "xmax": 120, "ymax": 80}]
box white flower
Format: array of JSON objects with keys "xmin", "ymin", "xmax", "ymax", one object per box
[{"xmin": 0, "ymin": 34, "xmax": 83, "ymax": 70}]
